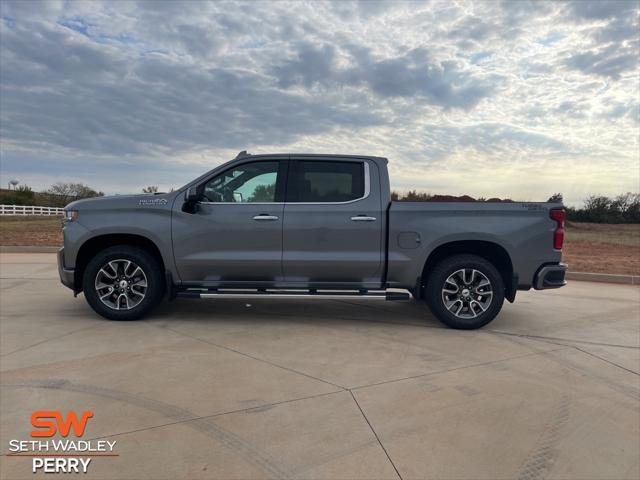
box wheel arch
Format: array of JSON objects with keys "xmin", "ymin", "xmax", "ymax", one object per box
[
  {"xmin": 74, "ymin": 234, "xmax": 166, "ymax": 293},
  {"xmin": 420, "ymin": 240, "xmax": 515, "ymax": 301}
]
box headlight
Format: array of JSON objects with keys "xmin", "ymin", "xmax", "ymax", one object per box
[{"xmin": 63, "ymin": 210, "xmax": 79, "ymax": 223}]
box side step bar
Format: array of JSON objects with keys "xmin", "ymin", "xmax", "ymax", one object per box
[{"xmin": 176, "ymin": 289, "xmax": 412, "ymax": 301}]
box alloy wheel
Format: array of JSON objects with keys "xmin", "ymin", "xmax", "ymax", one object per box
[
  {"xmin": 441, "ymin": 268, "xmax": 493, "ymax": 319},
  {"xmin": 94, "ymin": 259, "xmax": 148, "ymax": 310}
]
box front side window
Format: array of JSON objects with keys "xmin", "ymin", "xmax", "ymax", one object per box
[
  {"xmin": 202, "ymin": 161, "xmax": 279, "ymax": 203},
  {"xmin": 291, "ymin": 161, "xmax": 365, "ymax": 202}
]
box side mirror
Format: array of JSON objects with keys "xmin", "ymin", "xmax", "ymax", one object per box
[
  {"xmin": 185, "ymin": 186, "xmax": 199, "ymax": 203},
  {"xmin": 182, "ymin": 186, "xmax": 200, "ymax": 213}
]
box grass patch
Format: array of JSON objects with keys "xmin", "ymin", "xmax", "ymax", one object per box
[
  {"xmin": 0, "ymin": 216, "xmax": 63, "ymax": 246},
  {"xmin": 563, "ymin": 222, "xmax": 639, "ymax": 275},
  {"xmin": 565, "ymin": 221, "xmax": 639, "ymax": 247}
]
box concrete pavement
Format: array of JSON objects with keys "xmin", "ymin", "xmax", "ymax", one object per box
[{"xmin": 0, "ymin": 253, "xmax": 638, "ymax": 479}]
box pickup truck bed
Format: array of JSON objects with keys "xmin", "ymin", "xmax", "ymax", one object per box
[{"xmin": 387, "ymin": 202, "xmax": 562, "ymax": 291}]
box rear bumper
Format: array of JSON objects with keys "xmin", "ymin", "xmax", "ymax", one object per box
[
  {"xmin": 57, "ymin": 247, "xmax": 75, "ymax": 290},
  {"xmin": 533, "ymin": 263, "xmax": 567, "ymax": 290}
]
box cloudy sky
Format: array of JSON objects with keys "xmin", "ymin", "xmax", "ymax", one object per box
[{"xmin": 0, "ymin": 0, "xmax": 638, "ymax": 205}]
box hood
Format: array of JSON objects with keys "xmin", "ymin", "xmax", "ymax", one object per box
[{"xmin": 65, "ymin": 191, "xmax": 180, "ymax": 211}]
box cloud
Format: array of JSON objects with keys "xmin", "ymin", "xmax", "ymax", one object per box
[
  {"xmin": 565, "ymin": 45, "xmax": 638, "ymax": 80},
  {"xmin": 273, "ymin": 44, "xmax": 494, "ymax": 109},
  {"xmin": 448, "ymin": 16, "xmax": 493, "ymax": 42},
  {"xmin": 272, "ymin": 42, "xmax": 337, "ymax": 88},
  {"xmin": 604, "ymin": 102, "xmax": 640, "ymax": 122},
  {"xmin": 566, "ymin": 0, "xmax": 636, "ymax": 20},
  {"xmin": 562, "ymin": 0, "xmax": 639, "ymax": 78},
  {"xmin": 0, "ymin": 0, "xmax": 638, "ymax": 203},
  {"xmin": 0, "ymin": 20, "xmax": 381, "ymax": 157}
]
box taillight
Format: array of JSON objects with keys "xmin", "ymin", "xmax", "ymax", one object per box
[{"xmin": 549, "ymin": 208, "xmax": 565, "ymax": 250}]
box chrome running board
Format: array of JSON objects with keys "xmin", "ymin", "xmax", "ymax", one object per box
[{"xmin": 176, "ymin": 288, "xmax": 411, "ymax": 301}]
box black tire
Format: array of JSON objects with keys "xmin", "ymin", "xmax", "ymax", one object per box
[
  {"xmin": 424, "ymin": 254, "xmax": 504, "ymax": 329},
  {"xmin": 83, "ymin": 245, "xmax": 164, "ymax": 320}
]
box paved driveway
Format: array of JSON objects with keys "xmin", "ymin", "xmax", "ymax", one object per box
[{"xmin": 1, "ymin": 253, "xmax": 638, "ymax": 479}]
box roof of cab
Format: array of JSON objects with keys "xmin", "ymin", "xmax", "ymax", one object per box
[{"xmin": 234, "ymin": 151, "xmax": 388, "ymax": 164}]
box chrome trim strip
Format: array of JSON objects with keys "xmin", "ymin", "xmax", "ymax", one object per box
[
  {"xmin": 198, "ymin": 293, "xmax": 387, "ymax": 300},
  {"xmin": 199, "ymin": 202, "xmax": 284, "ymax": 205}
]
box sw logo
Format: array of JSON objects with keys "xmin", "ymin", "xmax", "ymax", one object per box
[
  {"xmin": 31, "ymin": 410, "xmax": 94, "ymax": 438},
  {"xmin": 7, "ymin": 410, "xmax": 117, "ymax": 474}
]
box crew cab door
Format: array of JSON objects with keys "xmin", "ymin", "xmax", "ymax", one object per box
[
  {"xmin": 282, "ymin": 158, "xmax": 383, "ymax": 286},
  {"xmin": 172, "ymin": 159, "xmax": 287, "ymax": 284}
]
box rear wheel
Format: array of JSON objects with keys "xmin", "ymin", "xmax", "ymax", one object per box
[
  {"xmin": 83, "ymin": 245, "xmax": 164, "ymax": 320},
  {"xmin": 424, "ymin": 254, "xmax": 504, "ymax": 329}
]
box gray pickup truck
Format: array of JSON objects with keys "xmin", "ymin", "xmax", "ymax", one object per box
[{"xmin": 58, "ymin": 152, "xmax": 567, "ymax": 329}]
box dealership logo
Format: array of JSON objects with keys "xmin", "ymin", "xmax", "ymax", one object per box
[
  {"xmin": 31, "ymin": 410, "xmax": 93, "ymax": 437},
  {"xmin": 6, "ymin": 410, "xmax": 117, "ymax": 474}
]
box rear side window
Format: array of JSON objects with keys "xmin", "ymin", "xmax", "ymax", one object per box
[{"xmin": 290, "ymin": 161, "xmax": 365, "ymax": 202}]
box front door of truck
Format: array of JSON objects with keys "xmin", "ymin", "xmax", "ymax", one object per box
[
  {"xmin": 282, "ymin": 158, "xmax": 383, "ymax": 286},
  {"xmin": 172, "ymin": 159, "xmax": 287, "ymax": 284}
]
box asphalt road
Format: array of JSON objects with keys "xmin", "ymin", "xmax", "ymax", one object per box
[{"xmin": 1, "ymin": 253, "xmax": 638, "ymax": 479}]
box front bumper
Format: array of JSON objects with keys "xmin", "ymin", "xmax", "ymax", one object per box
[
  {"xmin": 533, "ymin": 263, "xmax": 568, "ymax": 290},
  {"xmin": 57, "ymin": 247, "xmax": 75, "ymax": 290}
]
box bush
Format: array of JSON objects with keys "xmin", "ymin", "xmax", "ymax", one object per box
[
  {"xmin": 391, "ymin": 191, "xmax": 513, "ymax": 202},
  {"xmin": 0, "ymin": 185, "xmax": 35, "ymax": 205},
  {"xmin": 566, "ymin": 193, "xmax": 640, "ymax": 223}
]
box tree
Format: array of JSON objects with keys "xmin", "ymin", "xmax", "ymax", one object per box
[
  {"xmin": 15, "ymin": 185, "xmax": 33, "ymax": 195},
  {"xmin": 248, "ymin": 184, "xmax": 276, "ymax": 202},
  {"xmin": 547, "ymin": 193, "xmax": 563, "ymax": 203},
  {"xmin": 46, "ymin": 183, "xmax": 104, "ymax": 207},
  {"xmin": 619, "ymin": 193, "xmax": 640, "ymax": 223},
  {"xmin": 402, "ymin": 190, "xmax": 434, "ymax": 201},
  {"xmin": 142, "ymin": 185, "xmax": 159, "ymax": 193},
  {"xmin": 582, "ymin": 195, "xmax": 611, "ymax": 223}
]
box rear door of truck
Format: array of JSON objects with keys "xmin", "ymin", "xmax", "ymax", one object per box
[{"xmin": 282, "ymin": 157, "xmax": 384, "ymax": 286}]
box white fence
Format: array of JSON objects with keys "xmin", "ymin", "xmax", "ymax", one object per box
[{"xmin": 0, "ymin": 204, "xmax": 64, "ymax": 216}]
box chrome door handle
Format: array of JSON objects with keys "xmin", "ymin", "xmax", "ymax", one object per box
[
  {"xmin": 253, "ymin": 214, "xmax": 279, "ymax": 221},
  {"xmin": 350, "ymin": 215, "xmax": 376, "ymax": 222}
]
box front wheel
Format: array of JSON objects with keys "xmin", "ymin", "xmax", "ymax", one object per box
[
  {"xmin": 424, "ymin": 254, "xmax": 504, "ymax": 329},
  {"xmin": 83, "ymin": 245, "xmax": 164, "ymax": 320}
]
